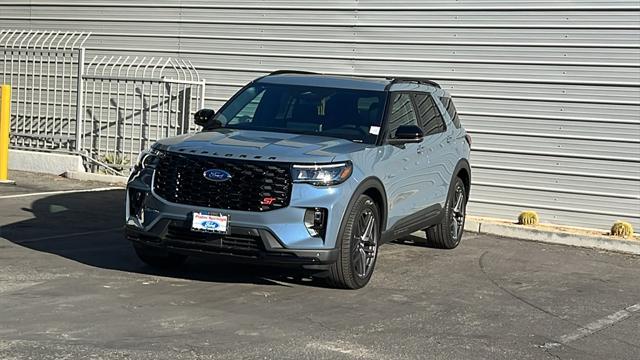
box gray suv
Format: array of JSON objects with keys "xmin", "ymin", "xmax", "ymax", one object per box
[{"xmin": 125, "ymin": 71, "xmax": 471, "ymax": 289}]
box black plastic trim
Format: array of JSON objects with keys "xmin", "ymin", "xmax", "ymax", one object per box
[
  {"xmin": 334, "ymin": 177, "xmax": 389, "ymax": 249},
  {"xmin": 380, "ymin": 203, "xmax": 443, "ymax": 243},
  {"xmin": 268, "ymin": 69, "xmax": 320, "ymax": 76},
  {"xmin": 453, "ymin": 158, "xmax": 472, "ymax": 195},
  {"xmin": 385, "ymin": 77, "xmax": 441, "ymax": 90}
]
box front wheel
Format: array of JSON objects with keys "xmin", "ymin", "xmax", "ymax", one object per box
[
  {"xmin": 328, "ymin": 195, "xmax": 380, "ymax": 289},
  {"xmin": 425, "ymin": 177, "xmax": 467, "ymax": 249}
]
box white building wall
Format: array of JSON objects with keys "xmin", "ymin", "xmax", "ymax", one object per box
[{"xmin": 2, "ymin": 0, "xmax": 639, "ymax": 230}]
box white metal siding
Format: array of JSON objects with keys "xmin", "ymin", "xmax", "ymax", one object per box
[{"xmin": 2, "ymin": 0, "xmax": 639, "ymax": 230}]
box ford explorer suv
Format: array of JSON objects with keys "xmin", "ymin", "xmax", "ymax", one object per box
[{"xmin": 125, "ymin": 70, "xmax": 471, "ymax": 289}]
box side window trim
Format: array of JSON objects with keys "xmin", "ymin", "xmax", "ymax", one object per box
[
  {"xmin": 408, "ymin": 93, "xmax": 422, "ymax": 129},
  {"xmin": 429, "ymin": 93, "xmax": 448, "ymax": 135},
  {"xmin": 377, "ymin": 92, "xmax": 394, "ymax": 144}
]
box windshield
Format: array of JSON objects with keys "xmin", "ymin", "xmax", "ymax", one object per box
[{"xmin": 213, "ymin": 83, "xmax": 388, "ymax": 144}]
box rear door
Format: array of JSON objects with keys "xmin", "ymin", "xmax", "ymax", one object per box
[{"xmin": 412, "ymin": 92, "xmax": 451, "ymax": 207}]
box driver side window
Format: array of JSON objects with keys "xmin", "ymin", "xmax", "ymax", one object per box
[{"xmin": 386, "ymin": 93, "xmax": 418, "ymax": 138}]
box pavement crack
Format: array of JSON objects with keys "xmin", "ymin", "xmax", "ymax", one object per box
[
  {"xmin": 304, "ymin": 315, "xmax": 335, "ymax": 332},
  {"xmin": 478, "ymin": 251, "xmax": 579, "ymax": 327},
  {"xmin": 544, "ymin": 347, "xmax": 563, "ymax": 360},
  {"xmin": 483, "ymin": 248, "xmax": 640, "ymax": 353}
]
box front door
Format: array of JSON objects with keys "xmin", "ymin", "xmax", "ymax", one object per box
[{"xmin": 377, "ymin": 92, "xmax": 427, "ymax": 228}]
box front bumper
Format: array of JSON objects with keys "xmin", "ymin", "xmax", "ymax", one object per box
[
  {"xmin": 125, "ymin": 220, "xmax": 338, "ymax": 267},
  {"xmin": 125, "ymin": 166, "xmax": 356, "ymax": 267}
]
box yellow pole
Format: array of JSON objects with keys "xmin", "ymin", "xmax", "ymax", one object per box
[{"xmin": 0, "ymin": 85, "xmax": 11, "ymax": 181}]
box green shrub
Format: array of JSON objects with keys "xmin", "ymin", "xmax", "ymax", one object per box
[{"xmin": 100, "ymin": 153, "xmax": 130, "ymax": 173}]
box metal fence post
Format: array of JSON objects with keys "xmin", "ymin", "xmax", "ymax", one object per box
[
  {"xmin": 0, "ymin": 84, "xmax": 12, "ymax": 183},
  {"xmin": 200, "ymin": 79, "xmax": 206, "ymax": 110},
  {"xmin": 75, "ymin": 47, "xmax": 85, "ymax": 153}
]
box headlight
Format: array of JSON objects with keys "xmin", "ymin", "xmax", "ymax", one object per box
[
  {"xmin": 135, "ymin": 148, "xmax": 162, "ymax": 169},
  {"xmin": 291, "ymin": 162, "xmax": 353, "ymax": 186}
]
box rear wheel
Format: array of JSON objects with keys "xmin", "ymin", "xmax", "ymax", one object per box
[
  {"xmin": 328, "ymin": 195, "xmax": 380, "ymax": 289},
  {"xmin": 425, "ymin": 177, "xmax": 467, "ymax": 249},
  {"xmin": 133, "ymin": 244, "xmax": 188, "ymax": 268}
]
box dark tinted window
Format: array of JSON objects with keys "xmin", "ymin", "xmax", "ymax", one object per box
[
  {"xmin": 386, "ymin": 93, "xmax": 418, "ymax": 138},
  {"xmin": 440, "ymin": 96, "xmax": 461, "ymax": 128},
  {"xmin": 214, "ymin": 84, "xmax": 387, "ymax": 144},
  {"xmin": 413, "ymin": 93, "xmax": 446, "ymax": 135}
]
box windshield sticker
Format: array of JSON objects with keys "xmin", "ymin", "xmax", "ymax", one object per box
[{"xmin": 369, "ymin": 126, "xmax": 381, "ymax": 135}]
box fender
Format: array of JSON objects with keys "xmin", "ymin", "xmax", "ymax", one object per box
[{"xmin": 333, "ymin": 177, "xmax": 388, "ymax": 249}]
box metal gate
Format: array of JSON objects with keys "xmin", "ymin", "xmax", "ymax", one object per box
[
  {"xmin": 0, "ymin": 29, "xmax": 206, "ymax": 175},
  {"xmin": 0, "ymin": 30, "xmax": 89, "ymax": 152},
  {"xmin": 82, "ymin": 56, "xmax": 205, "ymax": 174}
]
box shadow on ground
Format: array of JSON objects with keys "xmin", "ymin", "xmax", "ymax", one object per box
[{"xmin": 1, "ymin": 190, "xmax": 332, "ymax": 288}]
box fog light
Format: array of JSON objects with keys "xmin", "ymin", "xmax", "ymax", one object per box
[
  {"xmin": 128, "ymin": 188, "xmax": 146, "ymax": 223},
  {"xmin": 304, "ymin": 208, "xmax": 327, "ymax": 238}
]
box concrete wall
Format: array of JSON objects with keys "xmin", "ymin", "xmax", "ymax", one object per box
[{"xmin": 8, "ymin": 149, "xmax": 84, "ymax": 175}]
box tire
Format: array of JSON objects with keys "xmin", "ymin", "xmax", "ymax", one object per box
[
  {"xmin": 426, "ymin": 177, "xmax": 467, "ymax": 249},
  {"xmin": 327, "ymin": 194, "xmax": 380, "ymax": 289},
  {"xmin": 133, "ymin": 243, "xmax": 188, "ymax": 268}
]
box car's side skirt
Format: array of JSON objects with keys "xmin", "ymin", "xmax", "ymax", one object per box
[{"xmin": 380, "ymin": 204, "xmax": 443, "ymax": 243}]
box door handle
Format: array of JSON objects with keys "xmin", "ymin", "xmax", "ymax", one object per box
[{"xmin": 417, "ymin": 145, "xmax": 425, "ymax": 154}]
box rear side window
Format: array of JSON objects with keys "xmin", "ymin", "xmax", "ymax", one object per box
[
  {"xmin": 412, "ymin": 93, "xmax": 446, "ymax": 136},
  {"xmin": 440, "ymin": 96, "xmax": 461, "ymax": 128}
]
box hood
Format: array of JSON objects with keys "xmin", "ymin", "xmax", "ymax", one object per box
[{"xmin": 154, "ymin": 129, "xmax": 371, "ymax": 163}]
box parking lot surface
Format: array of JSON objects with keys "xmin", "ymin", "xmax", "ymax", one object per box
[{"xmin": 1, "ymin": 171, "xmax": 639, "ymax": 359}]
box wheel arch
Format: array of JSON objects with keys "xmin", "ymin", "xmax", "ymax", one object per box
[
  {"xmin": 335, "ymin": 177, "xmax": 388, "ymax": 248},
  {"xmin": 355, "ymin": 177, "xmax": 388, "ymax": 233},
  {"xmin": 361, "ymin": 183, "xmax": 388, "ymax": 233},
  {"xmin": 453, "ymin": 158, "xmax": 471, "ymax": 196}
]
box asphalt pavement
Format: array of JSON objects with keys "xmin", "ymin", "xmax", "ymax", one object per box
[{"xmin": 0, "ymin": 171, "xmax": 638, "ymax": 359}]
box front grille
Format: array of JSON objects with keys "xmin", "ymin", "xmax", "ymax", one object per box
[
  {"xmin": 166, "ymin": 223, "xmax": 263, "ymax": 253},
  {"xmin": 153, "ymin": 151, "xmax": 292, "ymax": 211}
]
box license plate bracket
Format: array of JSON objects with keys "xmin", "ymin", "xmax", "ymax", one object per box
[{"xmin": 191, "ymin": 211, "xmax": 229, "ymax": 234}]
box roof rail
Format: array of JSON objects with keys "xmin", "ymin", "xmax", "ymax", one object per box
[
  {"xmin": 268, "ymin": 69, "xmax": 319, "ymax": 76},
  {"xmin": 386, "ymin": 77, "xmax": 441, "ymax": 89}
]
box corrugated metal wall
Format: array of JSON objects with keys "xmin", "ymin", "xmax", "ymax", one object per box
[{"xmin": 2, "ymin": 0, "xmax": 639, "ymax": 230}]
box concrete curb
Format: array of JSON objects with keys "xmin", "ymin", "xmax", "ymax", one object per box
[
  {"xmin": 465, "ymin": 217, "xmax": 640, "ymax": 255},
  {"xmin": 64, "ymin": 171, "xmax": 127, "ymax": 185}
]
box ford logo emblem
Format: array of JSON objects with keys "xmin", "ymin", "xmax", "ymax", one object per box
[
  {"xmin": 203, "ymin": 169, "xmax": 232, "ymax": 182},
  {"xmin": 200, "ymin": 221, "xmax": 220, "ymax": 230}
]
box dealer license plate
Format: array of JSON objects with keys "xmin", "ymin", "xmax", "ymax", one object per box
[{"xmin": 191, "ymin": 211, "xmax": 229, "ymax": 234}]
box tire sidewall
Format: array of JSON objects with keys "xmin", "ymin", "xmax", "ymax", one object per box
[
  {"xmin": 445, "ymin": 178, "xmax": 467, "ymax": 247},
  {"xmin": 343, "ymin": 195, "xmax": 381, "ymax": 289}
]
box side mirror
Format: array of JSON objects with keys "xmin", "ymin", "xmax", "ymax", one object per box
[
  {"xmin": 388, "ymin": 125, "xmax": 424, "ymax": 144},
  {"xmin": 194, "ymin": 108, "xmax": 220, "ymax": 128}
]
